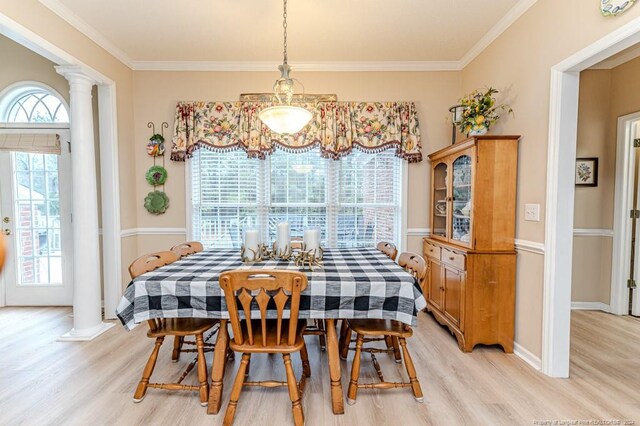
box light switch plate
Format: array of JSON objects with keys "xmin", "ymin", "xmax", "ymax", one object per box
[{"xmin": 524, "ymin": 203, "xmax": 540, "ymax": 222}]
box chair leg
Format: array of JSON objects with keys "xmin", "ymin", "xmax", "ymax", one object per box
[
  {"xmin": 283, "ymin": 353, "xmax": 304, "ymax": 426},
  {"xmin": 245, "ymin": 357, "xmax": 251, "ymax": 377},
  {"xmin": 347, "ymin": 334, "xmax": 364, "ymax": 405},
  {"xmin": 223, "ymin": 353, "xmax": 250, "ymax": 426},
  {"xmin": 300, "ymin": 342, "xmax": 311, "ymax": 378},
  {"xmin": 133, "ymin": 336, "xmax": 164, "ymax": 402},
  {"xmin": 317, "ymin": 319, "xmax": 326, "ymax": 351},
  {"xmin": 196, "ymin": 334, "xmax": 209, "ymax": 406},
  {"xmin": 171, "ymin": 336, "xmax": 183, "ymax": 362},
  {"xmin": 340, "ymin": 325, "xmax": 351, "ymax": 360},
  {"xmin": 399, "ymin": 338, "xmax": 423, "ymax": 403},
  {"xmin": 338, "ymin": 319, "xmax": 348, "ymax": 350},
  {"xmin": 391, "ymin": 336, "xmax": 402, "ymax": 363}
]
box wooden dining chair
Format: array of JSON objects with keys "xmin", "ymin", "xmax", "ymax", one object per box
[
  {"xmin": 343, "ymin": 252, "xmax": 426, "ymax": 405},
  {"xmin": 339, "ymin": 241, "xmax": 401, "ymax": 361},
  {"xmin": 376, "ymin": 241, "xmax": 398, "ymax": 261},
  {"xmin": 169, "ymin": 241, "xmax": 204, "ymax": 361},
  {"xmin": 170, "ymin": 241, "xmax": 204, "ymax": 258},
  {"xmin": 129, "ymin": 251, "xmax": 218, "ymax": 406},
  {"xmin": 219, "ymin": 270, "xmax": 311, "ymax": 426}
]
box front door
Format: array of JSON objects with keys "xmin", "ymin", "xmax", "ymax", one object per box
[{"xmin": 0, "ymin": 136, "xmax": 72, "ymax": 305}]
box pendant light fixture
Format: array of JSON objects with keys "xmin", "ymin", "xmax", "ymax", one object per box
[{"xmin": 258, "ymin": 0, "xmax": 313, "ymax": 134}]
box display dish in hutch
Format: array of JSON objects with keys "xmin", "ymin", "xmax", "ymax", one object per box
[{"xmin": 424, "ymin": 135, "xmax": 520, "ymax": 353}]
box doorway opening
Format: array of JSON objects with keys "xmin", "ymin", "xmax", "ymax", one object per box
[{"xmin": 545, "ymin": 17, "xmax": 640, "ymax": 377}]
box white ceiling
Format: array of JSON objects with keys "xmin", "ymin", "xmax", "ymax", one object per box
[{"xmin": 41, "ymin": 0, "xmax": 536, "ymax": 69}]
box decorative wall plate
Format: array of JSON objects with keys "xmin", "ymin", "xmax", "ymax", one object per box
[
  {"xmin": 144, "ymin": 190, "xmax": 170, "ymax": 214},
  {"xmin": 146, "ymin": 165, "xmax": 168, "ymax": 186},
  {"xmin": 147, "ymin": 134, "xmax": 165, "ymax": 157},
  {"xmin": 601, "ymin": 0, "xmax": 637, "ymax": 16}
]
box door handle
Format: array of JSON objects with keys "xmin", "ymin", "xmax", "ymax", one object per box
[
  {"xmin": 2, "ymin": 217, "xmax": 9, "ymax": 224},
  {"xmin": 2, "ymin": 229, "xmax": 10, "ymax": 236}
]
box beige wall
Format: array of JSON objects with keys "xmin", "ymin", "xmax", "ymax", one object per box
[
  {"xmin": 131, "ymin": 71, "xmax": 461, "ymax": 260},
  {"xmin": 571, "ymin": 56, "xmax": 640, "ymax": 305},
  {"xmin": 460, "ymin": 0, "xmax": 640, "ymax": 357}
]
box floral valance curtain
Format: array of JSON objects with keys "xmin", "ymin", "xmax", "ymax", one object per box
[{"xmin": 171, "ymin": 101, "xmax": 422, "ymax": 162}]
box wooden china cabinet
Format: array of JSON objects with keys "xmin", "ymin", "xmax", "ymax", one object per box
[{"xmin": 423, "ymin": 135, "xmax": 519, "ymax": 353}]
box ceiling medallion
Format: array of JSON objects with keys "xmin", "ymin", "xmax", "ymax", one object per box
[
  {"xmin": 257, "ymin": 0, "xmax": 312, "ymax": 134},
  {"xmin": 600, "ymin": 0, "xmax": 637, "ymax": 16}
]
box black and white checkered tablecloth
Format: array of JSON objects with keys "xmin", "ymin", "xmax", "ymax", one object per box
[{"xmin": 116, "ymin": 247, "xmax": 426, "ymax": 330}]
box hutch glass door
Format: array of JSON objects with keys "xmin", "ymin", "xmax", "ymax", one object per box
[
  {"xmin": 432, "ymin": 162, "xmax": 448, "ymax": 239},
  {"xmin": 450, "ymin": 153, "xmax": 472, "ymax": 246}
]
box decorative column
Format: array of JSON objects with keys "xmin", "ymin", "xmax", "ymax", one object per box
[{"xmin": 56, "ymin": 66, "xmax": 114, "ymax": 341}]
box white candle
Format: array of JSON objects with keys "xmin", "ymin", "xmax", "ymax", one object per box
[
  {"xmin": 243, "ymin": 229, "xmax": 260, "ymax": 261},
  {"xmin": 276, "ymin": 222, "xmax": 290, "ymax": 253},
  {"xmin": 304, "ymin": 228, "xmax": 320, "ymax": 253}
]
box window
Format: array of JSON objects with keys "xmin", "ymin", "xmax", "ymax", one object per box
[
  {"xmin": 0, "ymin": 85, "xmax": 69, "ymax": 123},
  {"xmin": 190, "ymin": 148, "xmax": 404, "ymax": 249}
]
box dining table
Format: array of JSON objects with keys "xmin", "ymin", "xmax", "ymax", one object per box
[{"xmin": 116, "ymin": 247, "xmax": 426, "ymax": 415}]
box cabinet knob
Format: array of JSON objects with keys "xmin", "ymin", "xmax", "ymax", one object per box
[
  {"xmin": 439, "ymin": 286, "xmax": 444, "ymax": 291},
  {"xmin": 449, "ymin": 256, "xmax": 455, "ymax": 261}
]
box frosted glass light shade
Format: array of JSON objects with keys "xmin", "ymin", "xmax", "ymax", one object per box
[{"xmin": 259, "ymin": 105, "xmax": 313, "ymax": 134}]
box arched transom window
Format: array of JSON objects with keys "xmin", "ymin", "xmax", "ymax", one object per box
[{"xmin": 0, "ymin": 84, "xmax": 69, "ymax": 124}]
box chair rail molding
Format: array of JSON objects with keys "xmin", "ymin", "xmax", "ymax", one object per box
[
  {"xmin": 515, "ymin": 239, "xmax": 545, "ymax": 255},
  {"xmin": 573, "ymin": 228, "xmax": 614, "ymax": 237},
  {"xmin": 120, "ymin": 228, "xmax": 188, "ymax": 238},
  {"xmin": 406, "ymin": 228, "xmax": 431, "ymax": 237}
]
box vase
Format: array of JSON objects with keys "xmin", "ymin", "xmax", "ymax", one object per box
[{"xmin": 468, "ymin": 126, "xmax": 488, "ymax": 136}]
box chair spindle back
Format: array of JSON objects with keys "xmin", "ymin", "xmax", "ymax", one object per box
[
  {"xmin": 219, "ymin": 270, "xmax": 308, "ymax": 347},
  {"xmin": 128, "ymin": 251, "xmax": 180, "ymax": 332},
  {"xmin": 397, "ymin": 252, "xmax": 427, "ymax": 284},
  {"xmin": 376, "ymin": 241, "xmax": 398, "ymax": 261},
  {"xmin": 170, "ymin": 241, "xmax": 204, "ymax": 258}
]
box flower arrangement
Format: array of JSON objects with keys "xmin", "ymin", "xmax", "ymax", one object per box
[{"xmin": 456, "ymin": 87, "xmax": 513, "ymax": 136}]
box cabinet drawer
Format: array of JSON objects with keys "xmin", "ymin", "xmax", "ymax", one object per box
[
  {"xmin": 441, "ymin": 248, "xmax": 466, "ymax": 270},
  {"xmin": 423, "ymin": 241, "xmax": 441, "ymax": 260}
]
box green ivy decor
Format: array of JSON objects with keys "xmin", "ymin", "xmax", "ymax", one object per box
[
  {"xmin": 145, "ymin": 165, "xmax": 168, "ymax": 186},
  {"xmin": 456, "ymin": 87, "xmax": 513, "ymax": 137}
]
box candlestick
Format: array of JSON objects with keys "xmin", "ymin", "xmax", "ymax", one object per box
[
  {"xmin": 276, "ymin": 222, "xmax": 290, "ymax": 254},
  {"xmin": 304, "ymin": 228, "xmax": 320, "ymax": 254},
  {"xmin": 243, "ymin": 229, "xmax": 260, "ymax": 262}
]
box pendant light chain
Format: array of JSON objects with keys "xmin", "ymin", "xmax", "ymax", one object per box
[{"xmin": 282, "ymin": 0, "xmax": 288, "ymax": 65}]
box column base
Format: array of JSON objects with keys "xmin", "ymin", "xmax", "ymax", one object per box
[{"xmin": 58, "ymin": 321, "xmax": 115, "ymax": 342}]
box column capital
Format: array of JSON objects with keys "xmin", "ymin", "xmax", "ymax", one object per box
[{"xmin": 55, "ymin": 65, "xmax": 96, "ymax": 88}]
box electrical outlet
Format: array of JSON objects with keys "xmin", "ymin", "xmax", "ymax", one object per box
[{"xmin": 524, "ymin": 203, "xmax": 540, "ymax": 222}]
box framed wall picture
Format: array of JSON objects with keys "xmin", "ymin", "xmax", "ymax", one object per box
[{"xmin": 575, "ymin": 158, "xmax": 599, "ymax": 186}]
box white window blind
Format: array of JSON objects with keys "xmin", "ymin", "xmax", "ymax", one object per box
[
  {"xmin": 190, "ymin": 148, "xmax": 403, "ymax": 249},
  {"xmin": 191, "ymin": 149, "xmax": 260, "ymax": 248}
]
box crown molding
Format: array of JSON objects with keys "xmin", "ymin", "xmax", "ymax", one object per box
[
  {"xmin": 39, "ymin": 0, "xmax": 538, "ymax": 72},
  {"xmin": 39, "ymin": 0, "xmax": 134, "ymax": 69},
  {"xmin": 131, "ymin": 61, "xmax": 462, "ymax": 72},
  {"xmin": 459, "ymin": 0, "xmax": 539, "ymax": 68}
]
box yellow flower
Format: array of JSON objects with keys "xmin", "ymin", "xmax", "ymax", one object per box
[
  {"xmin": 475, "ymin": 115, "xmax": 485, "ymax": 125},
  {"xmin": 221, "ymin": 121, "xmax": 231, "ymax": 130},
  {"xmin": 372, "ymin": 121, "xmax": 382, "ymax": 131}
]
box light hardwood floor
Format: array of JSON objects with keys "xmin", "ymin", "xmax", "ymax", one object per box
[{"xmin": 0, "ymin": 308, "xmax": 638, "ymax": 425}]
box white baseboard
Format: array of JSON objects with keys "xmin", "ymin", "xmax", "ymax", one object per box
[
  {"xmin": 513, "ymin": 342, "xmax": 542, "ymax": 371},
  {"xmin": 571, "ymin": 301, "xmax": 610, "ymax": 312}
]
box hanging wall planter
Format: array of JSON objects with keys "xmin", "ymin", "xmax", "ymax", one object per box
[{"xmin": 144, "ymin": 190, "xmax": 170, "ymax": 215}]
